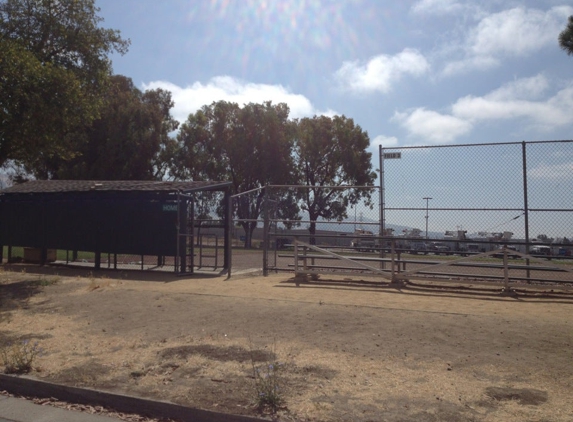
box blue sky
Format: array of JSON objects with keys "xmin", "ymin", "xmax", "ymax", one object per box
[
  {"xmin": 95, "ymin": 0, "xmax": 573, "ymax": 238},
  {"xmin": 97, "ymin": 0, "xmax": 573, "ymax": 149}
]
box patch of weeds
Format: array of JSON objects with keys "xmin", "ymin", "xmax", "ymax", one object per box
[
  {"xmin": 87, "ymin": 274, "xmax": 110, "ymax": 291},
  {"xmin": 250, "ymin": 343, "xmax": 286, "ymax": 413},
  {"xmin": 1, "ymin": 340, "xmax": 43, "ymax": 374},
  {"xmin": 34, "ymin": 275, "xmax": 61, "ymax": 287},
  {"xmin": 252, "ymin": 359, "xmax": 285, "ymax": 412}
]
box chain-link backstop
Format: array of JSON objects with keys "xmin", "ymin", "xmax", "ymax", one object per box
[{"xmin": 230, "ymin": 140, "xmax": 573, "ymax": 287}]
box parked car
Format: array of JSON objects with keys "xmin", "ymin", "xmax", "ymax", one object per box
[
  {"xmin": 530, "ymin": 245, "xmax": 552, "ymax": 259},
  {"xmin": 351, "ymin": 229, "xmax": 377, "ymax": 252},
  {"xmin": 467, "ymin": 244, "xmax": 483, "ymax": 254},
  {"xmin": 428, "ymin": 242, "xmax": 451, "ymax": 255},
  {"xmin": 493, "ymin": 245, "xmax": 520, "ymax": 259},
  {"xmin": 409, "ymin": 242, "xmax": 428, "ymax": 255},
  {"xmin": 558, "ymin": 247, "xmax": 572, "ymax": 256}
]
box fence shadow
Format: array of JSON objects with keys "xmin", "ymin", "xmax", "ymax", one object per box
[
  {"xmin": 0, "ymin": 263, "xmax": 224, "ymax": 283},
  {"xmin": 275, "ymin": 276, "xmax": 573, "ymax": 304}
]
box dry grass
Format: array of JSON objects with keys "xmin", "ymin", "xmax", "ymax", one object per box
[{"xmin": 1, "ymin": 267, "xmax": 572, "ymax": 421}]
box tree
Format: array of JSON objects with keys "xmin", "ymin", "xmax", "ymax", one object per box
[
  {"xmin": 536, "ymin": 234, "xmax": 554, "ymax": 243},
  {"xmin": 559, "ymin": 15, "xmax": 573, "ymax": 55},
  {"xmin": 0, "ymin": 0, "xmax": 129, "ymax": 172},
  {"xmin": 0, "ymin": 39, "xmax": 86, "ymax": 168},
  {"xmin": 293, "ymin": 115, "xmax": 377, "ymax": 242},
  {"xmin": 172, "ymin": 100, "xmax": 298, "ymax": 247},
  {"xmin": 50, "ymin": 75, "xmax": 179, "ymax": 180}
]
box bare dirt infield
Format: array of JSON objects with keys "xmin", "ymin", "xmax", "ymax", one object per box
[{"xmin": 1, "ymin": 264, "xmax": 573, "ymax": 421}]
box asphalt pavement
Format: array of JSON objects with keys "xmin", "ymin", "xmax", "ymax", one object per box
[{"xmin": 0, "ymin": 396, "xmax": 120, "ymax": 422}]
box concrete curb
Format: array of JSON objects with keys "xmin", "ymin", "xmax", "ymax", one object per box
[{"xmin": 0, "ymin": 374, "xmax": 266, "ymax": 422}]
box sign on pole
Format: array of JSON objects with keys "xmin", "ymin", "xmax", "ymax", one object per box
[{"xmin": 383, "ymin": 152, "xmax": 401, "ymax": 159}]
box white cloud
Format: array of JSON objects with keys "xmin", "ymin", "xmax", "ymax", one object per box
[
  {"xmin": 143, "ymin": 76, "xmax": 334, "ymax": 123},
  {"xmin": 443, "ymin": 6, "xmax": 573, "ymax": 76},
  {"xmin": 334, "ymin": 49, "xmax": 429, "ymax": 94},
  {"xmin": 371, "ymin": 135, "xmax": 399, "ymax": 148},
  {"xmin": 485, "ymin": 74, "xmax": 549, "ymax": 101},
  {"xmin": 392, "ymin": 75, "xmax": 573, "ymax": 144},
  {"xmin": 452, "ymin": 78, "xmax": 573, "ymax": 128},
  {"xmin": 411, "ymin": 0, "xmax": 463, "ymax": 15},
  {"xmin": 442, "ymin": 55, "xmax": 499, "ymax": 76},
  {"xmin": 393, "ymin": 108, "xmax": 473, "ymax": 143},
  {"xmin": 470, "ymin": 7, "xmax": 571, "ymax": 57},
  {"xmin": 529, "ymin": 162, "xmax": 573, "ymax": 180}
]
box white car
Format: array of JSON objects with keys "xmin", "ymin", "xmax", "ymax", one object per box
[{"xmin": 530, "ymin": 245, "xmax": 551, "ymax": 256}]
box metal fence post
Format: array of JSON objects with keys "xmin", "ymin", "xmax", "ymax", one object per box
[
  {"xmin": 263, "ymin": 185, "xmax": 269, "ymax": 276},
  {"xmin": 522, "ymin": 141, "xmax": 531, "ymax": 281},
  {"xmin": 226, "ymin": 189, "xmax": 233, "ymax": 279},
  {"xmin": 379, "ymin": 146, "xmax": 386, "ymax": 269},
  {"xmin": 379, "ymin": 145, "xmax": 385, "ymax": 239}
]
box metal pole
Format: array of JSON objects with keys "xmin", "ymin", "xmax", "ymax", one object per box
[
  {"xmin": 263, "ymin": 185, "xmax": 269, "ymax": 277},
  {"xmin": 423, "ymin": 197, "xmax": 432, "ymax": 239},
  {"xmin": 379, "ymin": 146, "xmax": 386, "ymax": 269},
  {"xmin": 175, "ymin": 191, "xmax": 180, "ymax": 273},
  {"xmin": 226, "ymin": 189, "xmax": 232, "ymax": 279},
  {"xmin": 379, "ymin": 145, "xmax": 385, "ymax": 236},
  {"xmin": 522, "ymin": 141, "xmax": 530, "ymax": 281}
]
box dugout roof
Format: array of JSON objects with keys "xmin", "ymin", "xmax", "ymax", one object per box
[{"xmin": 0, "ymin": 180, "xmax": 231, "ymax": 195}]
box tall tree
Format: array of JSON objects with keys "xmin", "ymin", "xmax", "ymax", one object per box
[
  {"xmin": 51, "ymin": 75, "xmax": 178, "ymax": 180},
  {"xmin": 294, "ymin": 115, "xmax": 377, "ymax": 242},
  {"xmin": 172, "ymin": 100, "xmax": 298, "ymax": 247},
  {"xmin": 559, "ymin": 15, "xmax": 573, "ymax": 55},
  {"xmin": 0, "ymin": 39, "xmax": 85, "ymax": 168},
  {"xmin": 0, "ymin": 0, "xmax": 129, "ymax": 172}
]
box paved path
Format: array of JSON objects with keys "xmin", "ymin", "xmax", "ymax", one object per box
[{"xmin": 0, "ymin": 396, "xmax": 119, "ymax": 422}]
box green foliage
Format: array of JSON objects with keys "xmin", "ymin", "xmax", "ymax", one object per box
[
  {"xmin": 559, "ymin": 15, "xmax": 573, "ymax": 56},
  {"xmin": 0, "ymin": 38, "xmax": 86, "ymax": 167},
  {"xmin": 0, "ymin": 0, "xmax": 129, "ymax": 173},
  {"xmin": 53, "ymin": 75, "xmax": 179, "ymax": 180},
  {"xmin": 1, "ymin": 340, "xmax": 42, "ymax": 374},
  {"xmin": 293, "ymin": 115, "xmax": 377, "ymax": 238},
  {"xmin": 173, "ymin": 100, "xmax": 298, "ymax": 247},
  {"xmin": 172, "ymin": 101, "xmax": 375, "ymax": 245}
]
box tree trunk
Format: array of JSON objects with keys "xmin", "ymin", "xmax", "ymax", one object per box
[{"xmin": 308, "ymin": 220, "xmax": 317, "ymax": 245}]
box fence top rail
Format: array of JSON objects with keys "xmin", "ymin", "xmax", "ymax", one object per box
[
  {"xmin": 266, "ymin": 185, "xmax": 379, "ymax": 190},
  {"xmin": 381, "ymin": 139, "xmax": 573, "ymax": 151},
  {"xmin": 231, "ymin": 185, "xmax": 379, "ymax": 198}
]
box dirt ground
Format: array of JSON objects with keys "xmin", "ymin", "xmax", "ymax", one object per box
[{"xmin": 1, "ymin": 264, "xmax": 573, "ymax": 422}]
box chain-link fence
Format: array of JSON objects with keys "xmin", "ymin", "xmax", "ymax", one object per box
[
  {"xmin": 230, "ymin": 185, "xmax": 381, "ymax": 275},
  {"xmin": 230, "ymin": 140, "xmax": 573, "ymax": 286},
  {"xmin": 381, "ymin": 140, "xmax": 573, "ymax": 249}
]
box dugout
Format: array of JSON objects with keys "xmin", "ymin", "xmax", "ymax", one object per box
[{"xmin": 0, "ymin": 180, "xmax": 232, "ymax": 273}]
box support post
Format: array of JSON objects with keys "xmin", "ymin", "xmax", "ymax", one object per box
[
  {"xmin": 95, "ymin": 252, "xmax": 101, "ymax": 270},
  {"xmin": 379, "ymin": 146, "xmax": 386, "ymax": 269},
  {"xmin": 263, "ymin": 185, "xmax": 269, "ymax": 277},
  {"xmin": 223, "ymin": 188, "xmax": 231, "ymax": 273},
  {"xmin": 522, "ymin": 141, "xmax": 531, "ymax": 282},
  {"xmin": 226, "ymin": 190, "xmax": 233, "ymax": 279}
]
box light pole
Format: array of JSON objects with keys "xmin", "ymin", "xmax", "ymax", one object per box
[{"xmin": 423, "ymin": 197, "xmax": 432, "ymax": 239}]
